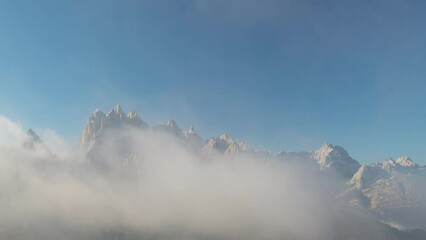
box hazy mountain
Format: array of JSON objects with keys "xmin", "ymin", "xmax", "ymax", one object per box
[
  {"xmin": 339, "ymin": 157, "xmax": 426, "ymax": 230},
  {"xmin": 81, "ymin": 105, "xmax": 148, "ymax": 152},
  {"xmin": 3, "ymin": 105, "xmax": 425, "ymax": 239},
  {"xmin": 23, "ymin": 128, "xmax": 42, "ymax": 149},
  {"xmin": 76, "ymin": 105, "xmax": 426, "ymax": 238},
  {"xmin": 202, "ymin": 134, "xmax": 249, "ymax": 158}
]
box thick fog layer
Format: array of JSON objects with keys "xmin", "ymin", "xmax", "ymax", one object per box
[{"xmin": 0, "ymin": 116, "xmax": 421, "ymax": 240}]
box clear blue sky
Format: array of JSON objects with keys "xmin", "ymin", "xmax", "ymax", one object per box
[{"xmin": 1, "ymin": 0, "xmax": 426, "ymax": 163}]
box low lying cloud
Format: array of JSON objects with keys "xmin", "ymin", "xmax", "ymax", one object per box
[
  {"xmin": 0, "ymin": 116, "xmax": 27, "ymax": 147},
  {"xmin": 36, "ymin": 128, "xmax": 73, "ymax": 158},
  {"xmin": 0, "ymin": 115, "xmax": 416, "ymax": 240}
]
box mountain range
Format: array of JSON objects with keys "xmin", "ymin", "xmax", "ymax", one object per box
[
  {"xmin": 19, "ymin": 104, "xmax": 426, "ymax": 239},
  {"xmin": 76, "ymin": 105, "xmax": 426, "ymax": 233}
]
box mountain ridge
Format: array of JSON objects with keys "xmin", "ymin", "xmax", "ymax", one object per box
[{"xmin": 77, "ymin": 105, "xmax": 426, "ymax": 231}]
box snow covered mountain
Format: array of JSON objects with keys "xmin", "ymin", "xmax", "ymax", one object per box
[
  {"xmin": 338, "ymin": 156, "xmax": 426, "ymax": 230},
  {"xmin": 313, "ymin": 143, "xmax": 361, "ymax": 179},
  {"xmin": 79, "ymin": 105, "xmax": 426, "ymax": 232}
]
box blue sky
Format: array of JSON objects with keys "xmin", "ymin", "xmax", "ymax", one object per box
[{"xmin": 1, "ymin": 0, "xmax": 426, "ymax": 163}]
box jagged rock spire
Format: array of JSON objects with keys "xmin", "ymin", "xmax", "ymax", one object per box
[
  {"xmin": 106, "ymin": 104, "xmax": 126, "ymax": 122},
  {"xmin": 27, "ymin": 128, "xmax": 41, "ymax": 143},
  {"xmin": 184, "ymin": 125, "xmax": 203, "ymax": 146},
  {"xmin": 127, "ymin": 111, "xmax": 148, "ymax": 128},
  {"xmin": 81, "ymin": 105, "xmax": 148, "ymax": 151},
  {"xmin": 166, "ymin": 119, "xmax": 178, "ymax": 128},
  {"xmin": 187, "ymin": 126, "xmax": 196, "ymax": 135}
]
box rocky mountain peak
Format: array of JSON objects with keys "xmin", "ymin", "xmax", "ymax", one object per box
[
  {"xmin": 348, "ymin": 164, "xmax": 390, "ymax": 190},
  {"xmin": 27, "ymin": 128, "xmax": 41, "ymax": 143},
  {"xmin": 24, "ymin": 128, "xmax": 43, "ymax": 150},
  {"xmin": 154, "ymin": 119, "xmax": 184, "ymax": 138},
  {"xmin": 81, "ymin": 105, "xmax": 149, "ymax": 151},
  {"xmin": 93, "ymin": 108, "xmax": 103, "ymax": 114},
  {"xmin": 106, "ymin": 104, "xmax": 126, "ymax": 121},
  {"xmin": 313, "ymin": 143, "xmax": 360, "ymax": 179},
  {"xmin": 127, "ymin": 111, "xmax": 139, "ymax": 120},
  {"xmin": 184, "ymin": 126, "xmax": 200, "ymax": 138},
  {"xmin": 187, "ymin": 126, "xmax": 197, "ymax": 135},
  {"xmin": 166, "ymin": 119, "xmax": 178, "ymax": 127},
  {"xmin": 395, "ymin": 156, "xmax": 416, "ymax": 167},
  {"xmin": 314, "ymin": 144, "xmax": 351, "ymax": 166},
  {"xmin": 218, "ymin": 134, "xmax": 235, "ymax": 144},
  {"xmin": 127, "ymin": 111, "xmax": 148, "ymax": 128},
  {"xmin": 184, "ymin": 126, "xmax": 203, "ymax": 146},
  {"xmin": 202, "ymin": 134, "xmax": 247, "ymax": 157}
]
